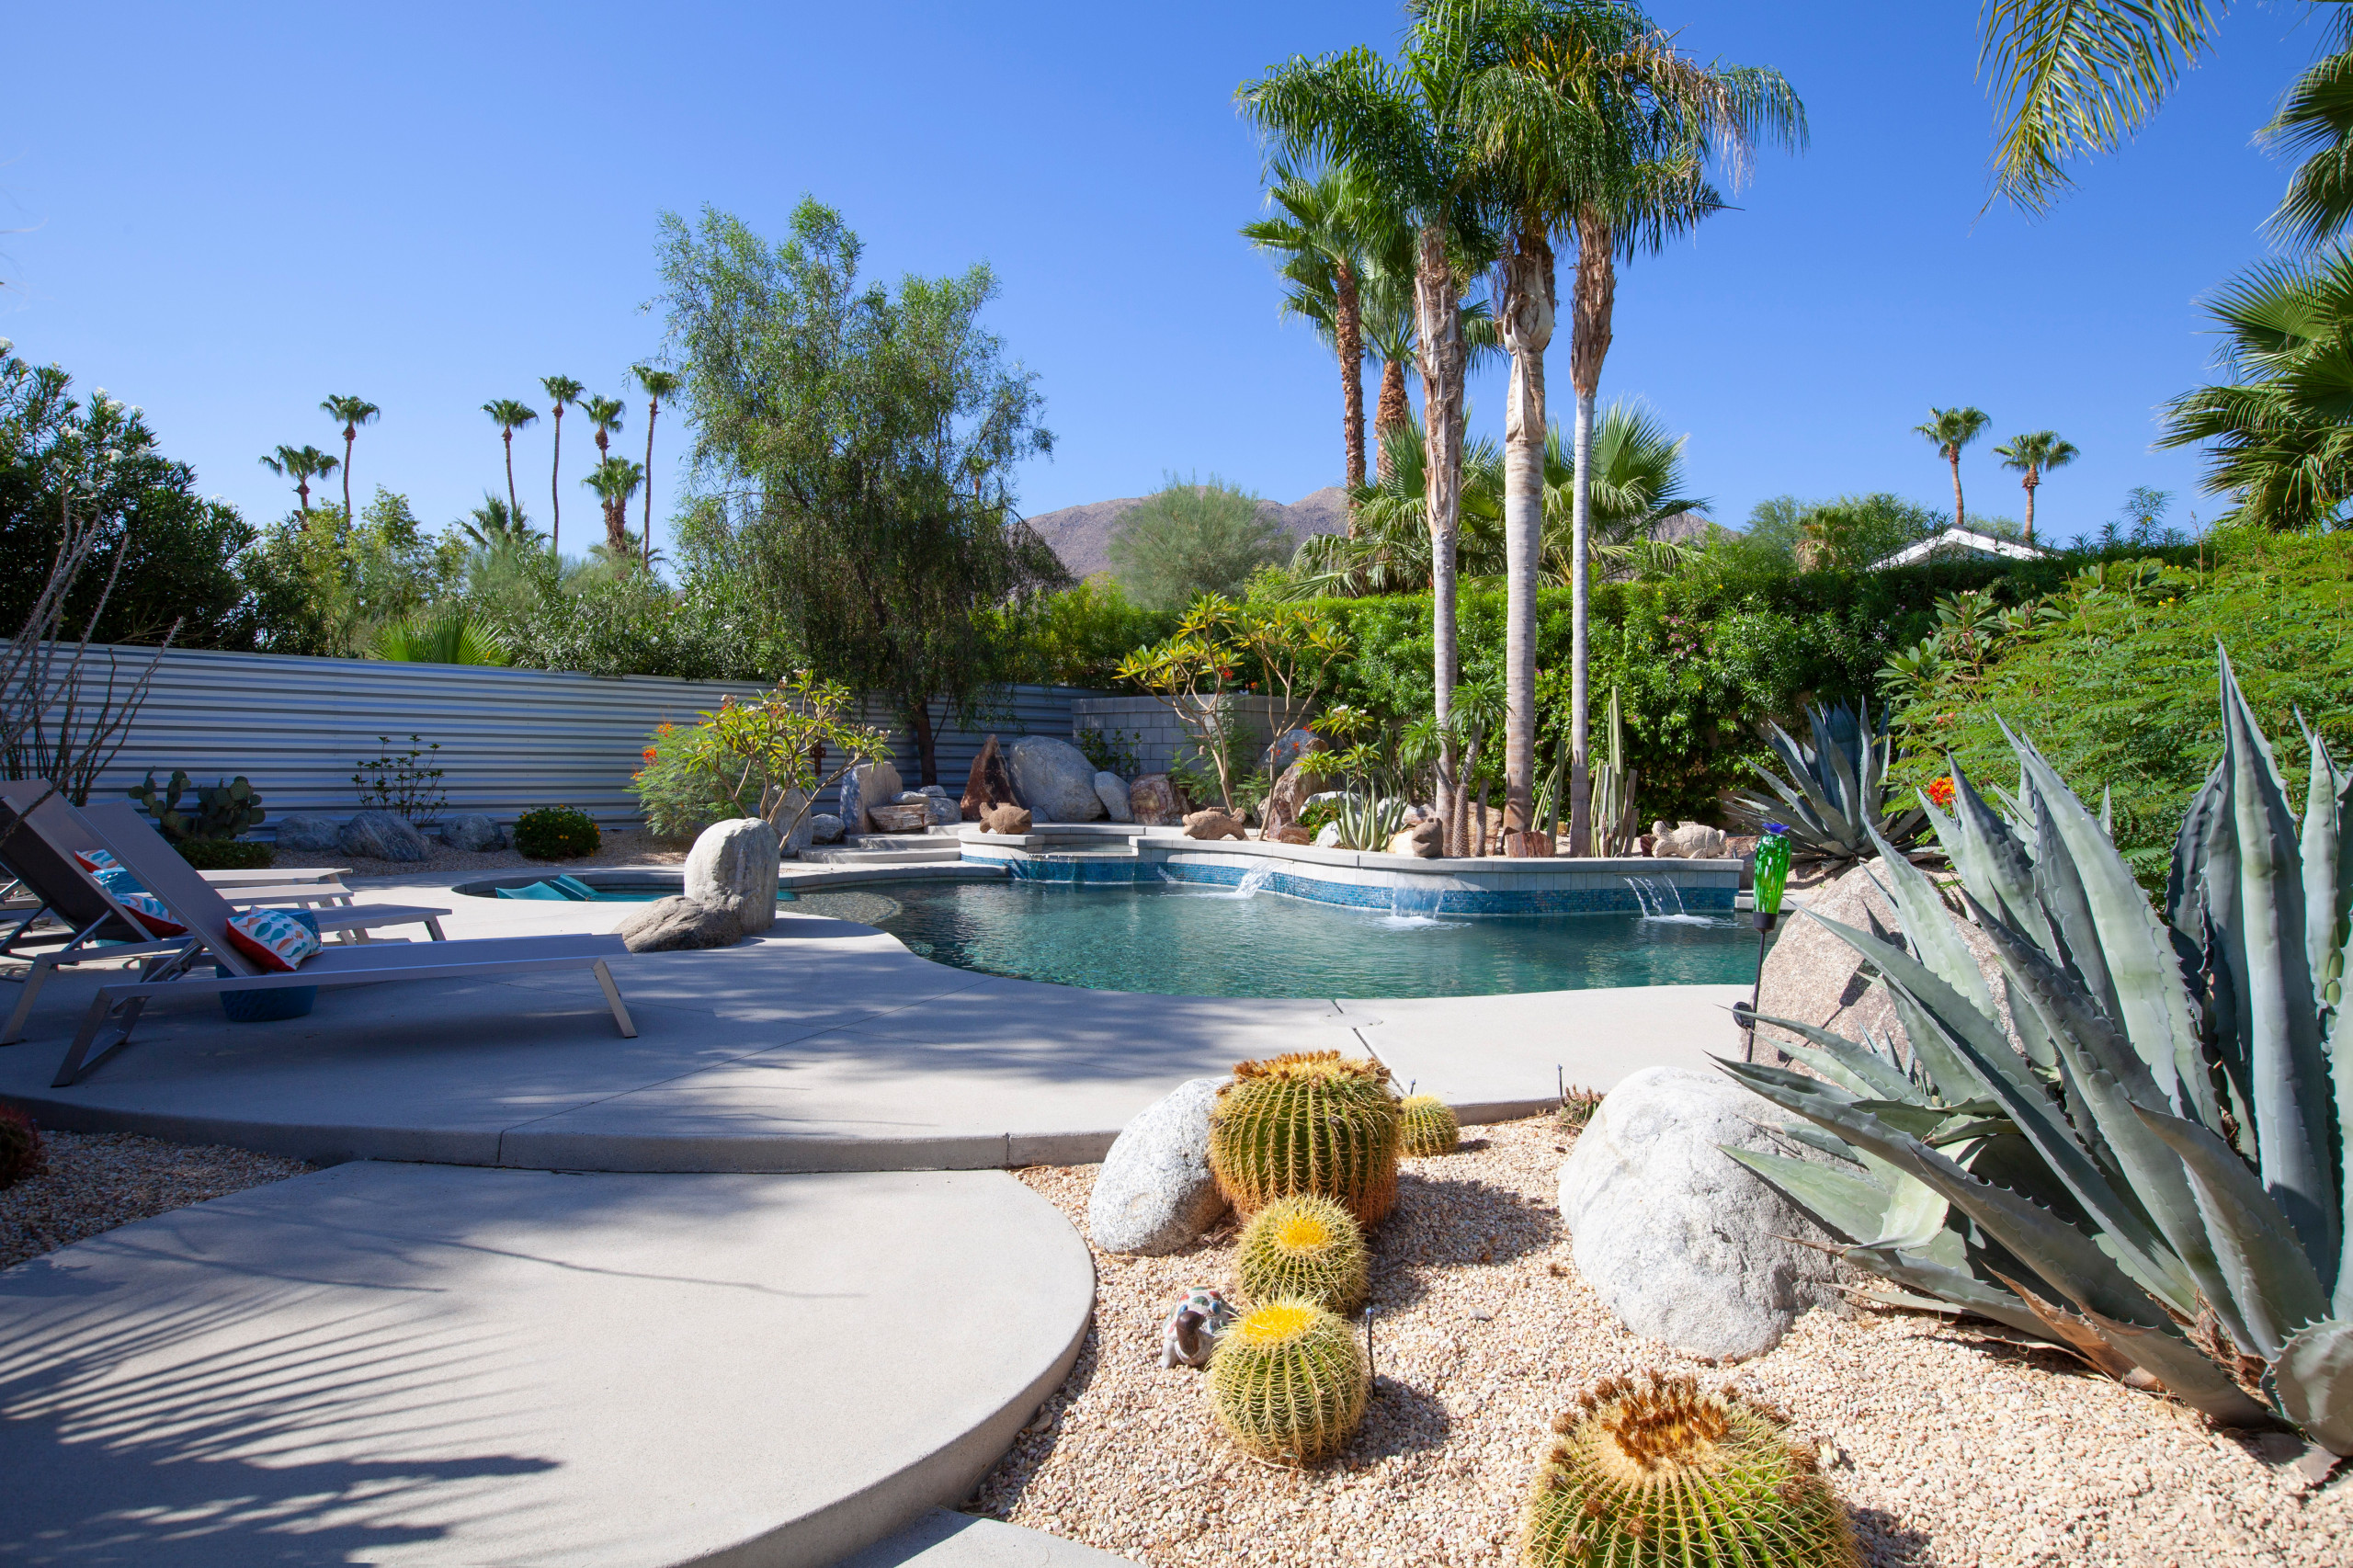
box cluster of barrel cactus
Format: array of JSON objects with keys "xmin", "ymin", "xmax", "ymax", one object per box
[
  {"xmin": 1236, "ymin": 1194, "xmax": 1368, "ymax": 1312},
  {"xmin": 1397, "ymin": 1093, "xmax": 1460, "ymax": 1156},
  {"xmin": 1208, "ymin": 1051, "xmax": 1402, "ymax": 1224},
  {"xmin": 1205, "ymin": 1300, "xmax": 1370, "ymax": 1464},
  {"xmin": 0, "ymin": 1102, "xmax": 40, "ymax": 1189},
  {"xmin": 1520, "ymin": 1372, "xmax": 1859, "ymax": 1567}
]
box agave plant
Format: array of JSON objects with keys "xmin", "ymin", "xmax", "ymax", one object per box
[
  {"xmin": 1722, "ymin": 653, "xmax": 2352, "ymax": 1473},
  {"xmin": 1728, "ymin": 697, "xmax": 1923, "ymax": 862}
]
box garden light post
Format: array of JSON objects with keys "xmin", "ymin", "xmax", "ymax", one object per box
[{"xmin": 1737, "ymin": 828, "xmax": 1790, "ymax": 1064}]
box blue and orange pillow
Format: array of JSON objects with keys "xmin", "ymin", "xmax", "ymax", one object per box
[{"xmin": 223, "ymin": 907, "xmax": 323, "ymax": 972}]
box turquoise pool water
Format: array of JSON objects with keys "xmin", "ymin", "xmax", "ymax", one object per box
[{"xmin": 858, "ymin": 879, "xmax": 1758, "ymax": 999}]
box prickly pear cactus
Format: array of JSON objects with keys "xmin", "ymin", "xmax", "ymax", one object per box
[
  {"xmin": 0, "ymin": 1102, "xmax": 40, "ymax": 1190},
  {"xmin": 1236, "ymin": 1194, "xmax": 1368, "ymax": 1312},
  {"xmin": 1521, "ymin": 1372, "xmax": 1859, "ymax": 1568},
  {"xmin": 1209, "ymin": 1051, "xmax": 1400, "ymax": 1224},
  {"xmin": 1398, "ymin": 1094, "xmax": 1460, "ymax": 1156},
  {"xmin": 1206, "ymin": 1299, "xmax": 1369, "ymax": 1464}
]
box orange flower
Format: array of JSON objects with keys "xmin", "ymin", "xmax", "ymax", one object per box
[
  {"xmin": 1926, "ymin": 777, "xmax": 1956, "ymax": 810},
  {"xmin": 642, "ymin": 748, "xmax": 658, "ymax": 764}
]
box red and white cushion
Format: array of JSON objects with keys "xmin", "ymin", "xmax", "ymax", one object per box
[
  {"xmin": 223, "ymin": 908, "xmax": 322, "ymax": 973},
  {"xmin": 74, "ymin": 848, "xmax": 120, "ymax": 874},
  {"xmin": 91, "ymin": 865, "xmax": 188, "ymax": 937}
]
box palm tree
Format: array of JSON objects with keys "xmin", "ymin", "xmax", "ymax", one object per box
[
  {"xmin": 1243, "ymin": 162, "xmax": 1413, "ymax": 500},
  {"xmin": 2160, "ymin": 250, "xmax": 2353, "ymax": 528},
  {"xmin": 540, "ymin": 374, "xmax": 584, "ymax": 550},
  {"xmin": 584, "ymin": 456, "xmax": 645, "ymax": 557},
  {"xmin": 631, "ymin": 365, "xmax": 682, "ymax": 568},
  {"xmin": 584, "ymin": 394, "xmax": 626, "ymax": 475},
  {"xmin": 482, "ymin": 399, "xmax": 539, "ymax": 521},
  {"xmin": 1992, "ymin": 429, "xmax": 2078, "ymax": 543},
  {"xmin": 319, "ymin": 395, "xmax": 380, "ymax": 522},
  {"xmin": 258, "ymin": 444, "xmax": 339, "ymax": 518},
  {"xmin": 1242, "ymin": 1, "xmax": 1506, "ymax": 852},
  {"xmin": 1915, "ymin": 406, "xmax": 1992, "ymax": 530},
  {"xmin": 1466, "ymin": 3, "xmax": 1800, "ymax": 853},
  {"xmin": 1540, "ymin": 401, "xmax": 1709, "ymax": 580},
  {"xmin": 459, "ymin": 492, "xmax": 541, "ymax": 548}
]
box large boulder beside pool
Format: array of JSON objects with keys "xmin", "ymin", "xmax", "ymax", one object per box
[
  {"xmin": 1088, "ymin": 1076, "xmax": 1230, "ymax": 1255},
  {"xmin": 685, "ymin": 817, "xmax": 780, "ymax": 936},
  {"xmin": 1129, "ymin": 774, "xmax": 1186, "ymax": 826},
  {"xmin": 961, "ymin": 734, "xmax": 1018, "ymax": 821},
  {"xmin": 1006, "ymin": 736, "xmax": 1106, "ymax": 822},
  {"xmin": 1094, "ymin": 771, "xmax": 1132, "ymax": 823},
  {"xmin": 339, "ymin": 810, "xmax": 429, "ymax": 863},
  {"xmin": 841, "ymin": 759, "xmax": 904, "ymax": 835},
  {"xmin": 1259, "ymin": 750, "xmax": 1330, "ymax": 836},
  {"xmin": 616, "ymin": 896, "xmax": 743, "ymax": 954},
  {"xmin": 1558, "ymin": 1065, "xmax": 1845, "ymax": 1359}
]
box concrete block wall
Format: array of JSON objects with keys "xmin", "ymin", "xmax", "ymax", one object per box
[{"xmin": 1069, "ymin": 695, "xmax": 1302, "ymax": 778}]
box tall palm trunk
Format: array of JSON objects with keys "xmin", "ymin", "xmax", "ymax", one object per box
[
  {"xmin": 1947, "ymin": 448, "xmax": 1964, "ymax": 530},
  {"xmin": 550, "ymin": 407, "xmax": 565, "ymax": 551},
  {"xmin": 1414, "ymin": 222, "xmax": 1466, "ymax": 853},
  {"xmin": 1497, "ymin": 221, "xmax": 1554, "ymax": 856},
  {"xmin": 1566, "ymin": 215, "xmax": 1617, "ymax": 858},
  {"xmin": 642, "ymin": 395, "xmax": 662, "ymax": 568},
  {"xmin": 1336, "ymin": 263, "xmax": 1366, "ymax": 517},
  {"xmin": 502, "ymin": 432, "xmax": 519, "ymax": 521},
  {"xmin": 340, "ymin": 426, "xmax": 357, "ymax": 522},
  {"xmin": 2021, "ymin": 469, "xmax": 2039, "ymax": 543},
  {"xmin": 1374, "ymin": 359, "xmax": 1409, "ymax": 483}
]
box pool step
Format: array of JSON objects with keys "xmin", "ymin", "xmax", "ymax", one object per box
[{"xmin": 802, "ymin": 840, "xmax": 966, "ymax": 866}]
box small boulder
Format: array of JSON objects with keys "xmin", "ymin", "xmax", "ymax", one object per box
[
  {"xmin": 1094, "ymin": 771, "xmax": 1133, "ymax": 823},
  {"xmin": 980, "ymin": 803, "xmax": 1033, "ymax": 835},
  {"xmin": 1313, "ymin": 821, "xmax": 1343, "ymax": 848},
  {"xmin": 339, "ymin": 810, "xmax": 429, "ymax": 863},
  {"xmin": 443, "ymin": 812, "xmax": 506, "ymax": 852},
  {"xmin": 845, "ymin": 760, "xmax": 904, "ymax": 834},
  {"xmin": 1129, "ymin": 774, "xmax": 1186, "ymax": 827},
  {"xmin": 275, "ymin": 812, "xmax": 344, "ymax": 854},
  {"xmin": 923, "ymin": 794, "xmax": 960, "ymax": 826},
  {"xmin": 961, "ymin": 734, "xmax": 1018, "ymax": 821},
  {"xmin": 1259, "ymin": 750, "xmax": 1331, "ymax": 835},
  {"xmin": 1386, "ymin": 818, "xmax": 1443, "ymax": 858},
  {"xmin": 684, "ymin": 817, "xmax": 781, "ymax": 936},
  {"xmin": 1267, "ymin": 824, "xmax": 1314, "ymax": 846},
  {"xmin": 1088, "ymin": 1076, "xmax": 1231, "ymax": 1255},
  {"xmin": 1651, "ymin": 820, "xmax": 1731, "ymax": 859},
  {"xmin": 1007, "ymin": 736, "xmax": 1107, "ymax": 823},
  {"xmin": 807, "ymin": 812, "xmax": 846, "ymax": 845},
  {"xmin": 1558, "ymin": 1065, "xmax": 1845, "ymax": 1359},
  {"xmin": 616, "ymin": 896, "xmax": 743, "ymax": 954},
  {"xmin": 1183, "ymin": 809, "xmax": 1245, "ymax": 841}
]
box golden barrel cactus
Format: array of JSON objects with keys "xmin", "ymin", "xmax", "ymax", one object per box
[
  {"xmin": 1206, "ymin": 1299, "xmax": 1369, "ymax": 1464},
  {"xmin": 1209, "ymin": 1051, "xmax": 1401, "ymax": 1224},
  {"xmin": 1521, "ymin": 1372, "xmax": 1859, "ymax": 1567},
  {"xmin": 1397, "ymin": 1093, "xmax": 1460, "ymax": 1156},
  {"xmin": 1236, "ymin": 1194, "xmax": 1369, "ymax": 1312}
]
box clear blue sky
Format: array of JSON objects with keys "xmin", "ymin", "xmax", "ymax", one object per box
[{"xmin": 2, "ymin": 3, "xmax": 2331, "ymax": 556}]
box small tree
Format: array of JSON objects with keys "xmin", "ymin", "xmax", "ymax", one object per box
[
  {"xmin": 634, "ymin": 670, "xmax": 892, "ymax": 843},
  {"xmin": 1107, "ymin": 476, "xmax": 1288, "ymax": 609}
]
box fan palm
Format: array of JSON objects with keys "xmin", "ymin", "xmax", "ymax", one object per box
[
  {"xmin": 459, "ymin": 492, "xmax": 541, "ymax": 548},
  {"xmin": 1540, "ymin": 400, "xmax": 1707, "ymax": 580},
  {"xmin": 481, "ymin": 399, "xmax": 539, "ymax": 521},
  {"xmin": 540, "ymin": 374, "xmax": 584, "ymax": 550},
  {"xmin": 1915, "ymin": 405, "xmax": 1992, "ymax": 530},
  {"xmin": 1242, "ymin": 1, "xmax": 1509, "ymax": 849},
  {"xmin": 2159, "ymin": 248, "xmax": 2353, "ymax": 529},
  {"xmin": 1992, "ymin": 428, "xmax": 2078, "ymax": 543},
  {"xmin": 1469, "ymin": 0, "xmax": 1801, "ymax": 853},
  {"xmin": 631, "ymin": 365, "xmax": 682, "ymax": 568},
  {"xmin": 584, "ymin": 393, "xmax": 626, "ymax": 469},
  {"xmin": 584, "ymin": 456, "xmax": 645, "ymax": 557},
  {"xmin": 319, "ymin": 394, "xmax": 380, "ymax": 523},
  {"xmin": 369, "ymin": 608, "xmax": 510, "ymax": 665},
  {"xmin": 258, "ymin": 444, "xmax": 339, "ymax": 518}
]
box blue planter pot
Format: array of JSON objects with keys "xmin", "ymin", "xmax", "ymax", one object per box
[{"xmin": 220, "ymin": 986, "xmax": 318, "ymax": 1023}]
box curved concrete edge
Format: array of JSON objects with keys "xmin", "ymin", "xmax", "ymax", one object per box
[{"xmin": 834, "ymin": 1511, "xmax": 1140, "ymax": 1567}]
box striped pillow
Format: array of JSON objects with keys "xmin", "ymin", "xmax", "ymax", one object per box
[{"xmin": 224, "ymin": 908, "xmax": 322, "ymax": 973}]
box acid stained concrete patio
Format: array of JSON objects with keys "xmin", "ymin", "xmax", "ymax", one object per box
[
  {"xmin": 0, "ymin": 1161, "xmax": 1095, "ymax": 1568},
  {"xmin": 0, "ymin": 865, "xmax": 1748, "ymax": 1172}
]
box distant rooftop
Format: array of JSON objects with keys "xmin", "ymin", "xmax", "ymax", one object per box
[{"xmin": 1871, "ymin": 526, "xmax": 2050, "ymax": 570}]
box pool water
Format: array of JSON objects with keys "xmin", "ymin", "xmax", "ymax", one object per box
[{"xmin": 858, "ymin": 879, "xmax": 1760, "ymax": 999}]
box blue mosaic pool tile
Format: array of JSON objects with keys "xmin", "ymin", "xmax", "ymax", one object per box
[{"xmin": 992, "ymin": 853, "xmax": 1734, "ymax": 915}]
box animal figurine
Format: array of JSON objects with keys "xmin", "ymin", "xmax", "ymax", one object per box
[{"xmin": 1159, "ymin": 1287, "xmax": 1238, "ymax": 1369}]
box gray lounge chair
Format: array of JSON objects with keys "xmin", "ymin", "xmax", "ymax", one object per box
[
  {"xmin": 0, "ymin": 784, "xmax": 449, "ymax": 1048},
  {"xmin": 51, "ymin": 801, "xmax": 634, "ymax": 1086}
]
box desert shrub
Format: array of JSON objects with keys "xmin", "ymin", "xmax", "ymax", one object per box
[
  {"xmin": 1108, "ymin": 476, "xmax": 1288, "ymax": 610},
  {"xmin": 515, "ymin": 806, "xmax": 600, "ymax": 859},
  {"xmin": 175, "ymin": 838, "xmax": 274, "ymax": 870}
]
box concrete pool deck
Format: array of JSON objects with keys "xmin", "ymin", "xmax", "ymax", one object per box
[{"xmin": 0, "ymin": 864, "xmax": 1748, "ymax": 1171}]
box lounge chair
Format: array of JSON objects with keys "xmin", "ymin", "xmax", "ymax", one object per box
[
  {"xmin": 0, "ymin": 784, "xmax": 450, "ymax": 1046},
  {"xmin": 50, "ymin": 801, "xmax": 634, "ymax": 1087}
]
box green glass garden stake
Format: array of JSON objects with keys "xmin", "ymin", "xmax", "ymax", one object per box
[{"xmin": 1740, "ymin": 831, "xmax": 1791, "ymax": 1062}]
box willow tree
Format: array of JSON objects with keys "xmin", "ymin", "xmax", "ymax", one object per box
[
  {"xmin": 1242, "ymin": 1, "xmax": 1505, "ymax": 852},
  {"xmin": 655, "ymin": 200, "xmax": 1063, "ymax": 784}
]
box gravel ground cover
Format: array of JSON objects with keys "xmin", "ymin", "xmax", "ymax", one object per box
[
  {"xmin": 0, "ymin": 1127, "xmax": 313, "ymax": 1271},
  {"xmin": 331, "ymin": 825, "xmax": 687, "ymax": 881},
  {"xmin": 973, "ymin": 1114, "xmax": 2349, "ymax": 1567}
]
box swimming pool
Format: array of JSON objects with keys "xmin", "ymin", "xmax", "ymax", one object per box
[{"xmin": 854, "ymin": 878, "xmax": 1759, "ymax": 999}]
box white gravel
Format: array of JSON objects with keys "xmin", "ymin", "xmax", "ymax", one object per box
[
  {"xmin": 332, "ymin": 824, "xmax": 686, "ymax": 881},
  {"xmin": 1, "ymin": 1127, "xmax": 313, "ymax": 1270},
  {"xmin": 972, "ymin": 1115, "xmax": 2348, "ymax": 1567}
]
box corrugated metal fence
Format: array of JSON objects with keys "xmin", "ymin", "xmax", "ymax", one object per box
[{"xmin": 26, "ymin": 644, "xmax": 1104, "ymax": 832}]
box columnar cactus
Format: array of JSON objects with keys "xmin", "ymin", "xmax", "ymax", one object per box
[
  {"xmin": 1397, "ymin": 1093, "xmax": 1460, "ymax": 1156},
  {"xmin": 1521, "ymin": 1372, "xmax": 1859, "ymax": 1568},
  {"xmin": 1209, "ymin": 1051, "xmax": 1401, "ymax": 1224},
  {"xmin": 1206, "ymin": 1299, "xmax": 1370, "ymax": 1464},
  {"xmin": 1236, "ymin": 1194, "xmax": 1368, "ymax": 1312},
  {"xmin": 0, "ymin": 1102, "xmax": 40, "ymax": 1189}
]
